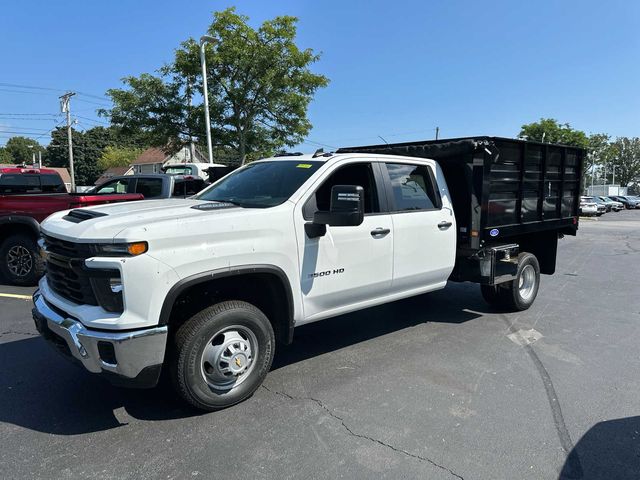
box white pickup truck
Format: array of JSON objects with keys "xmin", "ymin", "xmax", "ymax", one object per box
[{"xmin": 32, "ymin": 137, "xmax": 584, "ymax": 410}]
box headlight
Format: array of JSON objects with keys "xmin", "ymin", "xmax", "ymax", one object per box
[{"xmin": 92, "ymin": 241, "xmax": 148, "ymax": 256}]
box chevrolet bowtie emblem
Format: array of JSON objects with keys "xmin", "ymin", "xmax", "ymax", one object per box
[{"xmin": 235, "ymin": 357, "xmax": 242, "ymax": 367}]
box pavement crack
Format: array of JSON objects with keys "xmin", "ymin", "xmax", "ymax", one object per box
[
  {"xmin": 501, "ymin": 316, "xmax": 583, "ymax": 479},
  {"xmin": 261, "ymin": 385, "xmax": 464, "ymax": 480},
  {"xmin": 0, "ymin": 330, "xmax": 38, "ymax": 338}
]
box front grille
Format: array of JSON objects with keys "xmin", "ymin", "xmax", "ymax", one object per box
[{"xmin": 42, "ymin": 235, "xmax": 98, "ymax": 306}]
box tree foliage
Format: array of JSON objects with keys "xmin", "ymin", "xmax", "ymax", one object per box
[
  {"xmin": 45, "ymin": 126, "xmax": 142, "ymax": 186},
  {"xmin": 609, "ymin": 137, "xmax": 640, "ymax": 187},
  {"xmin": 0, "ymin": 147, "xmax": 14, "ymax": 163},
  {"xmin": 104, "ymin": 8, "xmax": 328, "ymax": 164},
  {"xmin": 518, "ymin": 118, "xmax": 588, "ymax": 148},
  {"xmin": 4, "ymin": 136, "xmax": 45, "ymax": 163},
  {"xmin": 99, "ymin": 146, "xmax": 144, "ymax": 170}
]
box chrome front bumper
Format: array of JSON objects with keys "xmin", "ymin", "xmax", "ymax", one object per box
[{"xmin": 32, "ymin": 290, "xmax": 168, "ymax": 388}]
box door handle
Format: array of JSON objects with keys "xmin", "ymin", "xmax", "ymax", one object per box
[
  {"xmin": 438, "ymin": 221, "xmax": 452, "ymax": 229},
  {"xmin": 370, "ymin": 228, "xmax": 390, "ymax": 237}
]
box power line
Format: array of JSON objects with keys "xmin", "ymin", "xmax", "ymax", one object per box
[
  {"xmin": 74, "ymin": 97, "xmax": 111, "ymax": 107},
  {"xmin": 0, "ymin": 116, "xmax": 63, "ymax": 121},
  {"xmin": 0, "ymin": 88, "xmax": 54, "ymax": 96},
  {"xmin": 0, "ymin": 82, "xmax": 109, "ymax": 101},
  {"xmin": 0, "ymin": 112, "xmax": 59, "ymax": 116},
  {"xmin": 0, "ymin": 128, "xmax": 55, "ymax": 134},
  {"xmin": 74, "ymin": 114, "xmax": 109, "ymax": 125}
]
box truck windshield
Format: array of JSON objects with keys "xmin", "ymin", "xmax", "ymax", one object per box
[{"xmin": 195, "ymin": 160, "xmax": 322, "ymax": 208}]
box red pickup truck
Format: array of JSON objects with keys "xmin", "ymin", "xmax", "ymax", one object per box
[{"xmin": 0, "ymin": 166, "xmax": 143, "ymax": 285}]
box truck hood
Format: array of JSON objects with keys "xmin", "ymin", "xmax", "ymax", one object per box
[{"xmin": 41, "ymin": 198, "xmax": 243, "ymax": 242}]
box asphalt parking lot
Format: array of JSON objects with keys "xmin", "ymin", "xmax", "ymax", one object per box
[{"xmin": 1, "ymin": 212, "xmax": 639, "ymax": 480}]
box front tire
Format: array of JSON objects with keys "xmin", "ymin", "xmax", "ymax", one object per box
[
  {"xmin": 0, "ymin": 233, "xmax": 44, "ymax": 286},
  {"xmin": 171, "ymin": 300, "xmax": 275, "ymax": 411}
]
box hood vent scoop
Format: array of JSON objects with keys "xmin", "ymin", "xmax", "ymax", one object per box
[
  {"xmin": 191, "ymin": 202, "xmax": 238, "ymax": 211},
  {"xmin": 63, "ymin": 209, "xmax": 108, "ymax": 223}
]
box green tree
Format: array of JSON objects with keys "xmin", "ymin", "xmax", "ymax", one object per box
[
  {"xmin": 98, "ymin": 146, "xmax": 144, "ymax": 170},
  {"xmin": 585, "ymin": 133, "xmax": 614, "ymax": 188},
  {"xmin": 0, "ymin": 147, "xmax": 13, "ymax": 163},
  {"xmin": 518, "ymin": 118, "xmax": 589, "ymax": 148},
  {"xmin": 46, "ymin": 127, "xmax": 102, "ymax": 186},
  {"xmin": 4, "ymin": 136, "xmax": 45, "ymax": 163},
  {"xmin": 609, "ymin": 137, "xmax": 640, "ymax": 187},
  {"xmin": 104, "ymin": 8, "xmax": 328, "ymax": 164}
]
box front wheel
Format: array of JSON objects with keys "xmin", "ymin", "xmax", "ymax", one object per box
[
  {"xmin": 171, "ymin": 300, "xmax": 275, "ymax": 411},
  {"xmin": 0, "ymin": 233, "xmax": 44, "ymax": 286}
]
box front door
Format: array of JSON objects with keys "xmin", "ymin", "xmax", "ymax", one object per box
[{"xmin": 294, "ymin": 161, "xmax": 393, "ymax": 321}]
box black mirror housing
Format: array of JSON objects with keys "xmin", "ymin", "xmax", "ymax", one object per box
[{"xmin": 313, "ymin": 185, "xmax": 364, "ymax": 227}]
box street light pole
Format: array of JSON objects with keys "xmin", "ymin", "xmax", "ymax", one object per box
[{"xmin": 200, "ymin": 35, "xmax": 216, "ymax": 164}]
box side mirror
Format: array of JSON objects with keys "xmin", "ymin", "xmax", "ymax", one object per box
[{"xmin": 313, "ymin": 185, "xmax": 365, "ymax": 227}]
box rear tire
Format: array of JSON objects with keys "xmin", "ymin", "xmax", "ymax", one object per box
[
  {"xmin": 480, "ymin": 253, "xmax": 540, "ymax": 311},
  {"xmin": 171, "ymin": 300, "xmax": 275, "ymax": 411},
  {"xmin": 0, "ymin": 233, "xmax": 44, "ymax": 286}
]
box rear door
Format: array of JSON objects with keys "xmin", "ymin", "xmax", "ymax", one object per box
[
  {"xmin": 132, "ymin": 177, "xmax": 165, "ymax": 199},
  {"xmin": 295, "ymin": 160, "xmax": 393, "ymax": 320},
  {"xmin": 382, "ymin": 161, "xmax": 456, "ymax": 293}
]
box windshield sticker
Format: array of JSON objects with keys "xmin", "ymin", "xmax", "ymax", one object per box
[{"xmin": 296, "ymin": 163, "xmax": 313, "ymax": 169}]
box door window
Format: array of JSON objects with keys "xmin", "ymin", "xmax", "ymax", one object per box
[
  {"xmin": 135, "ymin": 178, "xmax": 163, "ymax": 198},
  {"xmin": 304, "ymin": 163, "xmax": 380, "ymax": 219},
  {"xmin": 173, "ymin": 178, "xmax": 206, "ymax": 197},
  {"xmin": 386, "ymin": 163, "xmax": 441, "ymax": 211},
  {"xmin": 95, "ymin": 179, "xmax": 130, "ymax": 194}
]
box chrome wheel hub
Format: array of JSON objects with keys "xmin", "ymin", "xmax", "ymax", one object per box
[
  {"xmin": 201, "ymin": 326, "xmax": 257, "ymax": 391},
  {"xmin": 518, "ymin": 264, "xmax": 536, "ymax": 301},
  {"xmin": 7, "ymin": 246, "xmax": 33, "ymax": 277}
]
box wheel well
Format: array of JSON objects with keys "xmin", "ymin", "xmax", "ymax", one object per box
[
  {"xmin": 165, "ymin": 272, "xmax": 293, "ymax": 345},
  {"xmin": 0, "ymin": 222, "xmax": 38, "ymax": 246}
]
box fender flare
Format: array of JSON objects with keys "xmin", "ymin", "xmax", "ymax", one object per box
[
  {"xmin": 158, "ymin": 264, "xmax": 296, "ymax": 343},
  {"xmin": 0, "ymin": 215, "xmax": 40, "ymax": 240}
]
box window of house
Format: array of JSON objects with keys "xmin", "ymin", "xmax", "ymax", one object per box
[{"xmin": 386, "ymin": 163, "xmax": 441, "ymax": 211}]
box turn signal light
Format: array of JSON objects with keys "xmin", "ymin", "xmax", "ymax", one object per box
[{"xmin": 127, "ymin": 242, "xmax": 148, "ymax": 256}]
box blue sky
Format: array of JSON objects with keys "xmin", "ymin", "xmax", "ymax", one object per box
[{"xmin": 1, "ymin": 0, "xmax": 638, "ymax": 149}]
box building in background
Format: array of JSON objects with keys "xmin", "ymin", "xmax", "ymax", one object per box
[
  {"xmin": 131, "ymin": 146, "xmax": 209, "ymax": 175},
  {"xmin": 94, "ymin": 166, "xmax": 134, "ymax": 186}
]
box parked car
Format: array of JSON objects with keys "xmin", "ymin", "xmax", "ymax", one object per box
[
  {"xmin": 609, "ymin": 195, "xmax": 640, "ymax": 209},
  {"xmin": 598, "ymin": 196, "xmax": 624, "ymax": 212},
  {"xmin": 628, "ymin": 196, "xmax": 640, "ymax": 208},
  {"xmin": 89, "ymin": 174, "xmax": 208, "ymax": 199},
  {"xmin": 580, "ymin": 196, "xmax": 604, "ymax": 216},
  {"xmin": 589, "ymin": 196, "xmax": 611, "ymax": 213},
  {"xmin": 33, "ymin": 137, "xmax": 584, "ymax": 411},
  {"xmin": 0, "ymin": 166, "xmax": 142, "ymax": 285}
]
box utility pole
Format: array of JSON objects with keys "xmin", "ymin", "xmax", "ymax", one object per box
[
  {"xmin": 60, "ymin": 92, "xmax": 76, "ymax": 191},
  {"xmin": 435, "ymin": 127, "xmax": 439, "ymax": 140}
]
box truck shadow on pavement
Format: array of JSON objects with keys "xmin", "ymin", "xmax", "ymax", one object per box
[
  {"xmin": 0, "ymin": 282, "xmax": 486, "ymax": 436},
  {"xmin": 559, "ymin": 416, "xmax": 640, "ymax": 480}
]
